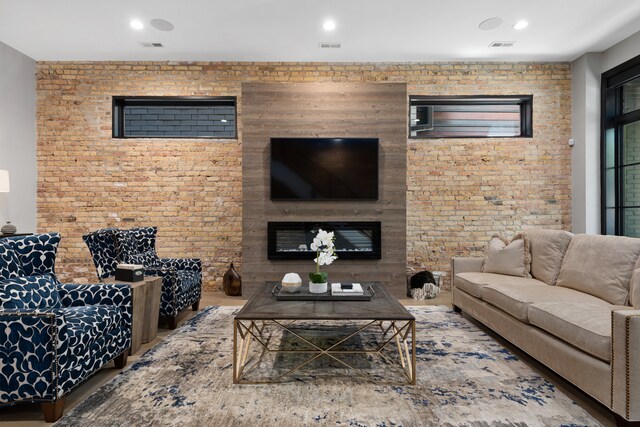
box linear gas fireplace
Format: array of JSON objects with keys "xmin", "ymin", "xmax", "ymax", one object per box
[{"xmin": 268, "ymin": 221, "xmax": 381, "ymax": 260}]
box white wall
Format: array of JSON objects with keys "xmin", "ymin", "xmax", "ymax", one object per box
[
  {"xmin": 571, "ymin": 53, "xmax": 601, "ymax": 234},
  {"xmin": 571, "ymin": 30, "xmax": 640, "ymax": 234},
  {"xmin": 0, "ymin": 41, "xmax": 36, "ymax": 233},
  {"xmin": 601, "ymin": 31, "xmax": 640, "ymax": 74}
]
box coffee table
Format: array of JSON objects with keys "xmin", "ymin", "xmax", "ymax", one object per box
[{"xmin": 233, "ymin": 282, "xmax": 416, "ymax": 384}]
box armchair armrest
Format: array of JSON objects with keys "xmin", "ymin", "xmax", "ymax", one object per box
[
  {"xmin": 450, "ymin": 257, "xmax": 484, "ymax": 278},
  {"xmin": 57, "ymin": 283, "xmax": 133, "ymax": 326},
  {"xmin": 0, "ymin": 309, "xmax": 69, "ymax": 403},
  {"xmin": 157, "ymin": 258, "xmax": 202, "ymax": 272},
  {"xmin": 611, "ymin": 309, "xmax": 640, "ymax": 422}
]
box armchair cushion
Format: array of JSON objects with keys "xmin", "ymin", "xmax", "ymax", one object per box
[
  {"xmin": 0, "ymin": 275, "xmax": 62, "ymax": 310},
  {"xmin": 57, "ymin": 283, "xmax": 133, "ymax": 328},
  {"xmin": 130, "ymin": 226, "xmax": 157, "ymax": 253},
  {"xmin": 82, "ymin": 228, "xmax": 119, "ymax": 279},
  {"xmin": 0, "ymin": 240, "xmax": 24, "ymax": 280},
  {"xmin": 5, "ymin": 233, "xmax": 61, "ymax": 281},
  {"xmin": 62, "ymin": 305, "xmax": 124, "ymax": 356},
  {"xmin": 115, "ymin": 228, "xmax": 159, "ymax": 265},
  {"xmin": 158, "ymin": 257, "xmax": 202, "ymax": 272},
  {"xmin": 127, "ymin": 250, "xmax": 159, "ymax": 267}
]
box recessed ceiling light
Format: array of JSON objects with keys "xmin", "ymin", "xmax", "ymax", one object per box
[
  {"xmin": 150, "ymin": 18, "xmax": 174, "ymax": 32},
  {"xmin": 478, "ymin": 17, "xmax": 503, "ymax": 31},
  {"xmin": 323, "ymin": 20, "xmax": 336, "ymax": 31},
  {"xmin": 513, "ymin": 20, "xmax": 529, "ymax": 30},
  {"xmin": 221, "ymin": 119, "xmax": 228, "ymax": 123},
  {"xmin": 130, "ymin": 19, "xmax": 144, "ymax": 30}
]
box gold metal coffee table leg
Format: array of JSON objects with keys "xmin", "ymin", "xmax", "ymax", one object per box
[{"xmin": 233, "ymin": 318, "xmax": 416, "ymax": 385}]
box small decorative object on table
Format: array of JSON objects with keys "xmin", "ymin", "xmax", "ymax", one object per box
[
  {"xmin": 281, "ymin": 272, "xmax": 302, "ymax": 293},
  {"xmin": 223, "ymin": 262, "xmax": 242, "ymax": 296},
  {"xmin": 115, "ymin": 263, "xmax": 145, "ymax": 282},
  {"xmin": 1, "ymin": 221, "xmax": 16, "ymax": 235},
  {"xmin": 308, "ymin": 228, "xmax": 338, "ymax": 294}
]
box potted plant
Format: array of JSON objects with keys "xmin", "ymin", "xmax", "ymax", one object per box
[{"xmin": 308, "ymin": 229, "xmax": 338, "ymax": 293}]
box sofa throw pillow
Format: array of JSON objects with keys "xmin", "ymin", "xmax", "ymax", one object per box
[
  {"xmin": 0, "ymin": 239, "xmax": 24, "ymax": 280},
  {"xmin": 482, "ymin": 233, "xmax": 532, "ymax": 278},
  {"xmin": 7, "ymin": 233, "xmax": 61, "ymax": 280},
  {"xmin": 0, "ymin": 274, "xmax": 62, "ymax": 310},
  {"xmin": 556, "ymin": 234, "xmax": 640, "ymax": 305},
  {"xmin": 524, "ymin": 229, "xmax": 573, "ymax": 286}
]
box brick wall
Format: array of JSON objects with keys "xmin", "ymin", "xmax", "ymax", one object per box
[{"xmin": 36, "ymin": 61, "xmax": 571, "ymax": 290}]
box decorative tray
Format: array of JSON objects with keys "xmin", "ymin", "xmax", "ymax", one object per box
[{"xmin": 272, "ymin": 283, "xmax": 374, "ymax": 301}]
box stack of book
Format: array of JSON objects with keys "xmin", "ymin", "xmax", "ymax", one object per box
[{"xmin": 331, "ymin": 282, "xmax": 364, "ymax": 296}]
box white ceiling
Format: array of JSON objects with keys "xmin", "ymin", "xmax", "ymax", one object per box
[{"xmin": 1, "ymin": 0, "xmax": 640, "ymax": 62}]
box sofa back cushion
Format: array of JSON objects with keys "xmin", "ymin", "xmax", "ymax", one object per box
[
  {"xmin": 630, "ymin": 269, "xmax": 640, "ymax": 307},
  {"xmin": 0, "ymin": 239, "xmax": 24, "ymax": 280},
  {"xmin": 629, "ymin": 254, "xmax": 640, "ymax": 307},
  {"xmin": 5, "ymin": 233, "xmax": 61, "ymax": 281},
  {"xmin": 0, "ymin": 275, "xmax": 62, "ymax": 310},
  {"xmin": 481, "ymin": 233, "xmax": 531, "ymax": 278},
  {"xmin": 556, "ymin": 234, "xmax": 640, "ymax": 305},
  {"xmin": 525, "ymin": 229, "xmax": 573, "ymax": 286}
]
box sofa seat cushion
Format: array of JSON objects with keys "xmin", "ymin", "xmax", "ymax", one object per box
[
  {"xmin": 482, "ymin": 283, "xmax": 611, "ymax": 323},
  {"xmin": 63, "ymin": 305, "xmax": 123, "ymax": 356},
  {"xmin": 528, "ymin": 302, "xmax": 626, "ymax": 362},
  {"xmin": 455, "ymin": 272, "xmax": 547, "ymax": 299}
]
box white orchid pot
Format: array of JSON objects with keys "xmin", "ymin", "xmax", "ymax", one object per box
[{"xmin": 309, "ymin": 281, "xmax": 328, "ymax": 294}]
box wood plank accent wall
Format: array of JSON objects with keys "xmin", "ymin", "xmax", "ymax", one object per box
[{"xmin": 241, "ymin": 83, "xmax": 407, "ymax": 297}]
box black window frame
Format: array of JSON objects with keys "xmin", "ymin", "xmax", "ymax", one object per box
[
  {"xmin": 409, "ymin": 95, "xmax": 533, "ymax": 139},
  {"xmin": 601, "ymin": 54, "xmax": 640, "ymax": 236},
  {"xmin": 112, "ymin": 96, "xmax": 237, "ymax": 139}
]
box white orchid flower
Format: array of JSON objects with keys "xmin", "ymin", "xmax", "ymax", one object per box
[{"xmin": 310, "ymin": 228, "xmax": 338, "ymax": 279}]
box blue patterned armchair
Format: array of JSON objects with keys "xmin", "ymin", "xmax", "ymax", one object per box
[
  {"xmin": 0, "ymin": 233, "xmax": 132, "ymax": 422},
  {"xmin": 83, "ymin": 226, "xmax": 202, "ymax": 329}
]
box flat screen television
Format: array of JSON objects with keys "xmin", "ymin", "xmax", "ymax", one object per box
[{"xmin": 270, "ymin": 138, "xmax": 379, "ymax": 200}]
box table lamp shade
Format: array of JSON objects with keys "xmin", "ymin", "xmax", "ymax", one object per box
[{"xmin": 0, "ymin": 170, "xmax": 10, "ymax": 193}]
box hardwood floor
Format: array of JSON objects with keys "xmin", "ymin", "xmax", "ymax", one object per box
[{"xmin": 0, "ymin": 290, "xmax": 616, "ymax": 426}]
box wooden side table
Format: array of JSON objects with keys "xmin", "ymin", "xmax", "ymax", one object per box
[{"xmin": 104, "ymin": 276, "xmax": 162, "ymax": 355}]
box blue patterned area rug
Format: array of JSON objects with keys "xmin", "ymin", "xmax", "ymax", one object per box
[{"xmin": 55, "ymin": 306, "xmax": 600, "ymax": 427}]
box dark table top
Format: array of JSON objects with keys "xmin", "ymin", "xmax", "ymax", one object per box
[
  {"xmin": 0, "ymin": 233, "xmax": 33, "ymax": 239},
  {"xmin": 235, "ymin": 282, "xmax": 414, "ymax": 321}
]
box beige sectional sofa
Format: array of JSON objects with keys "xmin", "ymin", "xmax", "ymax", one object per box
[{"xmin": 451, "ymin": 230, "xmax": 640, "ymax": 426}]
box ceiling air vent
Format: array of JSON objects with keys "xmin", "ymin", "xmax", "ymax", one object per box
[
  {"xmin": 489, "ymin": 41, "xmax": 515, "ymax": 48},
  {"xmin": 319, "ymin": 42, "xmax": 341, "ymax": 49},
  {"xmin": 141, "ymin": 42, "xmax": 164, "ymax": 48}
]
